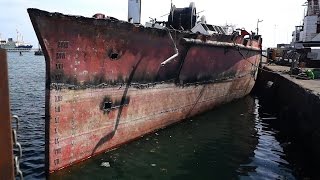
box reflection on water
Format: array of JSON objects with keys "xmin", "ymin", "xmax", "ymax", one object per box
[
  {"xmin": 7, "ymin": 52, "xmax": 310, "ymax": 179},
  {"xmin": 238, "ymin": 98, "xmax": 294, "ymax": 180}
]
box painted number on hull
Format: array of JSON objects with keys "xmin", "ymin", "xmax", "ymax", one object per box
[
  {"xmin": 55, "ymin": 85, "xmax": 62, "ymax": 91},
  {"xmin": 55, "ymin": 96, "xmax": 63, "ymax": 102},
  {"xmin": 55, "ymin": 117, "xmax": 59, "ymax": 123},
  {"xmin": 56, "ymin": 63, "xmax": 64, "ymax": 70},
  {"xmin": 55, "ymin": 74, "xmax": 62, "ymax": 81},
  {"xmin": 55, "ymin": 138, "xmax": 59, "ymax": 144},
  {"xmin": 58, "ymin": 41, "xmax": 69, "ymax": 49},
  {"xmin": 52, "ymin": 40, "xmax": 69, "ymax": 168},
  {"xmin": 55, "ymin": 105, "xmax": 61, "ymax": 112},
  {"xmin": 53, "ymin": 74, "xmax": 64, "ymax": 168},
  {"xmin": 55, "ymin": 148, "xmax": 62, "ymax": 155},
  {"xmin": 54, "ymin": 159, "xmax": 60, "ymax": 166},
  {"xmin": 53, "ymin": 102, "xmax": 62, "ymax": 167},
  {"xmin": 56, "ymin": 52, "xmax": 66, "ymax": 60}
]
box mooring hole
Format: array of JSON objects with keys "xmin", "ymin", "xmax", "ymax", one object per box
[
  {"xmin": 109, "ymin": 53, "xmax": 119, "ymax": 60},
  {"xmin": 103, "ymin": 102, "xmax": 112, "ymax": 110}
]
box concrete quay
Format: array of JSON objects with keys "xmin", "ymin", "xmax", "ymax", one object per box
[{"xmin": 255, "ymin": 64, "xmax": 320, "ymax": 161}]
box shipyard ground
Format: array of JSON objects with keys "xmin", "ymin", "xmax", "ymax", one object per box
[{"xmin": 254, "ymin": 62, "xmax": 320, "ymax": 163}]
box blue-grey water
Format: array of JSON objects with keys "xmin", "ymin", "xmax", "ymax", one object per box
[{"xmin": 7, "ymin": 52, "xmax": 315, "ymax": 179}]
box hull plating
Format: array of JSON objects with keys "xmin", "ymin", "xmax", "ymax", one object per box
[
  {"xmin": 27, "ymin": 8, "xmax": 262, "ymax": 172},
  {"xmin": 49, "ymin": 77, "xmax": 255, "ymax": 171}
]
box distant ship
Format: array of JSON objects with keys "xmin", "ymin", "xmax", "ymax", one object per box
[
  {"xmin": 34, "ymin": 49, "xmax": 43, "ymax": 56},
  {"xmin": 34, "ymin": 44, "xmax": 44, "ymax": 56},
  {"xmin": 0, "ymin": 32, "xmax": 33, "ymax": 52}
]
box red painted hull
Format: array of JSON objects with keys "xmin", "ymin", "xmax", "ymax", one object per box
[{"xmin": 27, "ymin": 8, "xmax": 262, "ymax": 173}]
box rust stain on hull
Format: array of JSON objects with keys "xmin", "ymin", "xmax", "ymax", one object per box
[
  {"xmin": 49, "ymin": 78, "xmax": 255, "ymax": 171},
  {"xmin": 27, "ymin": 8, "xmax": 262, "ymax": 173},
  {"xmin": 0, "ymin": 49, "xmax": 15, "ymax": 180}
]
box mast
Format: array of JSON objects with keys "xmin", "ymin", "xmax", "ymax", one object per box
[
  {"xmin": 307, "ymin": 0, "xmax": 320, "ymax": 16},
  {"xmin": 16, "ymin": 30, "xmax": 19, "ymax": 42},
  {"xmin": 128, "ymin": 0, "xmax": 141, "ymax": 24}
]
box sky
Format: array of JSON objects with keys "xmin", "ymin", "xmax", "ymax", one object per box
[{"xmin": 0, "ymin": 0, "xmax": 306, "ymax": 49}]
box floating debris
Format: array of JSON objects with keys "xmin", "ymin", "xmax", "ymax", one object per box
[
  {"xmin": 160, "ymin": 168, "xmax": 167, "ymax": 172},
  {"xmin": 261, "ymin": 117, "xmax": 277, "ymax": 120},
  {"xmin": 100, "ymin": 162, "xmax": 111, "ymax": 168},
  {"xmin": 150, "ymin": 149, "xmax": 156, "ymax": 153}
]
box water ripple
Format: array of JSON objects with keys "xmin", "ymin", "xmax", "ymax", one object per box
[
  {"xmin": 239, "ymin": 98, "xmax": 295, "ymax": 180},
  {"xmin": 8, "ymin": 53, "xmax": 46, "ymax": 180}
]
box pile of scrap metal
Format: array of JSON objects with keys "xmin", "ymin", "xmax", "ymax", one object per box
[
  {"xmin": 304, "ymin": 69, "xmax": 320, "ymax": 79},
  {"xmin": 289, "ymin": 68, "xmax": 320, "ymax": 80},
  {"xmin": 266, "ymin": 44, "xmax": 314, "ymax": 70},
  {"xmin": 266, "ymin": 45, "xmax": 320, "ymax": 80},
  {"xmin": 266, "ymin": 46, "xmax": 303, "ymax": 66}
]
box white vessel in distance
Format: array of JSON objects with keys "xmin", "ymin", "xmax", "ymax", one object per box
[{"xmin": 0, "ymin": 32, "xmax": 33, "ymax": 52}]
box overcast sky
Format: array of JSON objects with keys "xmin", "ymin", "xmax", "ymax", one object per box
[{"xmin": 0, "ymin": 0, "xmax": 306, "ymax": 48}]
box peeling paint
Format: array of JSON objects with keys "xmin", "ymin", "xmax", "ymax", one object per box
[{"xmin": 27, "ymin": 8, "xmax": 262, "ymax": 173}]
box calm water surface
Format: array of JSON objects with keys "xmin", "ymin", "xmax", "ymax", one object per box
[
  {"xmin": 8, "ymin": 52, "xmax": 45, "ymax": 179},
  {"xmin": 7, "ymin": 52, "xmax": 311, "ymax": 179}
]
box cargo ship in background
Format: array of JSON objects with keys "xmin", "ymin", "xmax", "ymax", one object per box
[
  {"xmin": 28, "ymin": 0, "xmax": 262, "ymax": 174},
  {"xmin": 0, "ymin": 32, "xmax": 33, "ymax": 52}
]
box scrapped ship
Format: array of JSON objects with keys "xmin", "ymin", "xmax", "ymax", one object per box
[{"xmin": 28, "ymin": 0, "xmax": 262, "ymax": 173}]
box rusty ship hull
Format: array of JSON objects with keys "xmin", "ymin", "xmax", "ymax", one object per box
[{"xmin": 28, "ymin": 8, "xmax": 262, "ymax": 173}]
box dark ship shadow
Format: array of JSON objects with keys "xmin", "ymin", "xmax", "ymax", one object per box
[
  {"xmin": 91, "ymin": 57, "xmax": 144, "ymax": 155},
  {"xmin": 185, "ymin": 85, "xmax": 206, "ymax": 119}
]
